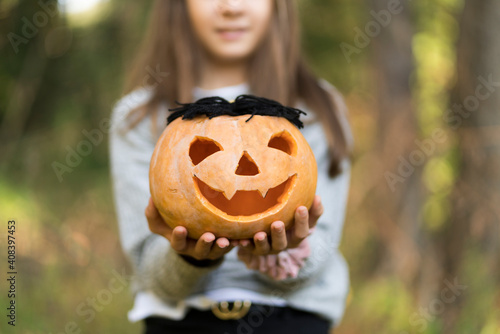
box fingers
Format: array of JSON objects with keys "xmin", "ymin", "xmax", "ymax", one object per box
[
  {"xmin": 271, "ymin": 221, "xmax": 287, "ymax": 252},
  {"xmin": 178, "ymin": 234, "xmax": 233, "ymax": 261},
  {"xmin": 193, "ymin": 233, "xmax": 215, "ymax": 259},
  {"xmin": 145, "ymin": 198, "xmax": 171, "ymax": 237},
  {"xmin": 146, "ymin": 199, "xmax": 234, "ymax": 261},
  {"xmin": 236, "ymin": 196, "xmax": 323, "ymax": 270},
  {"xmin": 209, "ymin": 238, "xmax": 232, "ymax": 259},
  {"xmin": 254, "ymin": 232, "xmax": 270, "ymax": 255},
  {"xmin": 216, "ymin": 238, "xmax": 230, "ymax": 249},
  {"xmin": 237, "ymin": 247, "xmax": 252, "ymax": 265},
  {"xmin": 288, "ymin": 196, "xmax": 323, "ymax": 248},
  {"xmin": 309, "ymin": 195, "xmax": 324, "ymax": 229},
  {"xmin": 290, "ymin": 206, "xmax": 309, "ymax": 247},
  {"xmin": 170, "ymin": 226, "xmax": 188, "ymax": 251},
  {"xmin": 239, "ymin": 239, "xmax": 252, "ymax": 248},
  {"xmin": 240, "ymin": 223, "xmax": 287, "ymax": 256}
]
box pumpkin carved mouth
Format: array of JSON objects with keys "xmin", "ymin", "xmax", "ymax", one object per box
[{"xmin": 194, "ymin": 175, "xmax": 297, "ymax": 218}]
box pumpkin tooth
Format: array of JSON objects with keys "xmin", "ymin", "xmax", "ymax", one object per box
[
  {"xmin": 223, "ymin": 184, "xmax": 238, "ymax": 200},
  {"xmin": 258, "ymin": 188, "xmax": 269, "ymax": 198}
]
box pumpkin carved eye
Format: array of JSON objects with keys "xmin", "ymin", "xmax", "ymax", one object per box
[
  {"xmin": 189, "ymin": 137, "xmax": 222, "ymax": 165},
  {"xmin": 268, "ymin": 130, "xmax": 297, "ymax": 156}
]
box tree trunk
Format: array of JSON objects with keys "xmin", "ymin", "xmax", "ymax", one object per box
[
  {"xmin": 367, "ymin": 0, "xmax": 423, "ymax": 285},
  {"xmin": 441, "ymin": 0, "xmax": 500, "ymax": 332}
]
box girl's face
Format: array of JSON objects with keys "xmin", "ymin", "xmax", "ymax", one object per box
[{"xmin": 187, "ymin": 0, "xmax": 274, "ymax": 63}]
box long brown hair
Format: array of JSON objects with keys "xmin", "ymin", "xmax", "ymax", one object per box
[{"xmin": 125, "ymin": 0, "xmax": 351, "ymax": 177}]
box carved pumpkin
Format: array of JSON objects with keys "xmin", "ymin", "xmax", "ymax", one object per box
[{"xmin": 149, "ymin": 95, "xmax": 317, "ymax": 239}]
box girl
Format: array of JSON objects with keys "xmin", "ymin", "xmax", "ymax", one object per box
[{"xmin": 110, "ymin": 0, "xmax": 353, "ymax": 333}]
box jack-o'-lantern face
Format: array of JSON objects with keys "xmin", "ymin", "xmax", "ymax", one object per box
[
  {"xmin": 191, "ymin": 125, "xmax": 298, "ymax": 217},
  {"xmin": 150, "ymin": 102, "xmax": 317, "ymax": 239}
]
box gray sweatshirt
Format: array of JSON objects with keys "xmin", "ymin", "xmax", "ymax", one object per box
[{"xmin": 110, "ymin": 82, "xmax": 352, "ymax": 326}]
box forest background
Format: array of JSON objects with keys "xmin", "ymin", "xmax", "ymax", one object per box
[{"xmin": 1, "ymin": 0, "xmax": 499, "ymax": 333}]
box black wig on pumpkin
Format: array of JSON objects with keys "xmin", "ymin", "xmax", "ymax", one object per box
[{"xmin": 167, "ymin": 95, "xmax": 306, "ymax": 129}]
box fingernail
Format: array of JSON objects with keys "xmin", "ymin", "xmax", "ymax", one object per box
[
  {"xmin": 276, "ymin": 224, "xmax": 284, "ymax": 232},
  {"xmin": 299, "ymin": 207, "xmax": 307, "ymax": 217},
  {"xmin": 256, "ymin": 234, "xmax": 265, "ymax": 241}
]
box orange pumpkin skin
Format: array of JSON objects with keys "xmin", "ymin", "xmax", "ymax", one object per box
[{"xmin": 149, "ymin": 115, "xmax": 317, "ymax": 239}]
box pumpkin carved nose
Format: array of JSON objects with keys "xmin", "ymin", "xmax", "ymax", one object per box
[{"xmin": 235, "ymin": 151, "xmax": 260, "ymax": 176}]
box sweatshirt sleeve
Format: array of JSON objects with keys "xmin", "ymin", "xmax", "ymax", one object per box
[{"xmin": 109, "ymin": 89, "xmax": 220, "ymax": 302}]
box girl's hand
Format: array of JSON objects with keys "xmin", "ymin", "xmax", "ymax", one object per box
[
  {"xmin": 238, "ymin": 195, "xmax": 323, "ymax": 256},
  {"xmin": 145, "ymin": 198, "xmax": 235, "ymax": 262},
  {"xmin": 237, "ymin": 235, "xmax": 312, "ymax": 281}
]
